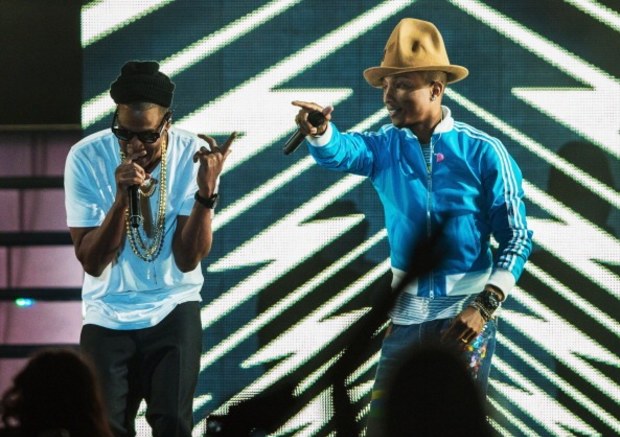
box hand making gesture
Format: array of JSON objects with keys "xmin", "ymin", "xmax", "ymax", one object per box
[{"xmin": 193, "ymin": 132, "xmax": 237, "ymax": 198}]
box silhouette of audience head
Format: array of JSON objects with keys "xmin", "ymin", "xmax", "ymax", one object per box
[
  {"xmin": 383, "ymin": 342, "xmax": 493, "ymax": 437},
  {"xmin": 0, "ymin": 348, "xmax": 113, "ymax": 437}
]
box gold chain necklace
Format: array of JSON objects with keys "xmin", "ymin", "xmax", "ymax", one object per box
[
  {"xmin": 120, "ymin": 135, "xmax": 168, "ymax": 262},
  {"xmin": 140, "ymin": 177, "xmax": 158, "ymax": 198}
]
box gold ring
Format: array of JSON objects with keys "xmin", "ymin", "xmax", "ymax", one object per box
[{"xmin": 461, "ymin": 338, "xmax": 468, "ymax": 344}]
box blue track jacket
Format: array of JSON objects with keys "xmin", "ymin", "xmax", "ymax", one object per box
[{"xmin": 307, "ymin": 107, "xmax": 532, "ymax": 313}]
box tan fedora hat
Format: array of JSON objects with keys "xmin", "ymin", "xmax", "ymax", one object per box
[{"xmin": 363, "ymin": 18, "xmax": 469, "ymax": 88}]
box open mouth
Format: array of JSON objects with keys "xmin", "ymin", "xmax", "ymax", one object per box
[{"xmin": 387, "ymin": 107, "xmax": 401, "ymax": 117}]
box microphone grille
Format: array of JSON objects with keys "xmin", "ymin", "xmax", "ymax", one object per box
[{"xmin": 308, "ymin": 111, "xmax": 326, "ymax": 127}]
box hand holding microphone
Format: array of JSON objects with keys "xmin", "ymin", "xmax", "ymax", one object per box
[
  {"xmin": 128, "ymin": 185, "xmax": 142, "ymax": 228},
  {"xmin": 284, "ymin": 102, "xmax": 333, "ymax": 155},
  {"xmin": 115, "ymin": 146, "xmax": 148, "ymax": 228}
]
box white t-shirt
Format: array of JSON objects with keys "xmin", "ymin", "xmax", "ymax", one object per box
[{"xmin": 64, "ymin": 127, "xmax": 205, "ymax": 330}]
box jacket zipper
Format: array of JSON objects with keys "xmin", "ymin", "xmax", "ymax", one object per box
[{"xmin": 427, "ymin": 139, "xmax": 435, "ymax": 299}]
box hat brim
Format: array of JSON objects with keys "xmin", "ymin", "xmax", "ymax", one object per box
[{"xmin": 363, "ymin": 65, "xmax": 469, "ymax": 88}]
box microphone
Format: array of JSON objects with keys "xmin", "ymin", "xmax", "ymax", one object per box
[
  {"xmin": 283, "ymin": 110, "xmax": 326, "ymax": 155},
  {"xmin": 128, "ymin": 185, "xmax": 142, "ymax": 228}
]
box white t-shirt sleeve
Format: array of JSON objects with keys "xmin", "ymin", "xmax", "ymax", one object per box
[
  {"xmin": 176, "ymin": 135, "xmax": 204, "ymax": 216},
  {"xmin": 64, "ymin": 148, "xmax": 108, "ymax": 228}
]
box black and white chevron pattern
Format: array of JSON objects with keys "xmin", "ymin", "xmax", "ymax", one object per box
[{"xmin": 82, "ymin": 1, "xmax": 620, "ymax": 435}]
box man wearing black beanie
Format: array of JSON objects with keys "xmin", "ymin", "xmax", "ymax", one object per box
[{"xmin": 64, "ymin": 61, "xmax": 236, "ymax": 437}]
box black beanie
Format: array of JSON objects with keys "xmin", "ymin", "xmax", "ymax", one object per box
[{"xmin": 110, "ymin": 61, "xmax": 175, "ymax": 107}]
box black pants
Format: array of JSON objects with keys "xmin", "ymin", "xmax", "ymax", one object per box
[{"xmin": 80, "ymin": 301, "xmax": 202, "ymax": 437}]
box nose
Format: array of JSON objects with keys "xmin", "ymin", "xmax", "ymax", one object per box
[
  {"xmin": 383, "ymin": 83, "xmax": 393, "ymax": 104},
  {"xmin": 129, "ymin": 135, "xmax": 143, "ymax": 148},
  {"xmin": 125, "ymin": 136, "xmax": 144, "ymax": 156}
]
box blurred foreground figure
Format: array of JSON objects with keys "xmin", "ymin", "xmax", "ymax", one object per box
[
  {"xmin": 0, "ymin": 348, "xmax": 113, "ymax": 437},
  {"xmin": 384, "ymin": 342, "xmax": 493, "ymax": 436}
]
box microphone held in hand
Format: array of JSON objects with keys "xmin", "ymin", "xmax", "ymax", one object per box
[
  {"xmin": 283, "ymin": 110, "xmax": 326, "ymax": 155},
  {"xmin": 128, "ymin": 185, "xmax": 142, "ymax": 228}
]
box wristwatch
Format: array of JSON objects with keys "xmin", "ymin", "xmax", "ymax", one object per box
[
  {"xmin": 478, "ymin": 289, "xmax": 502, "ymax": 313},
  {"xmin": 195, "ymin": 191, "xmax": 219, "ymax": 209}
]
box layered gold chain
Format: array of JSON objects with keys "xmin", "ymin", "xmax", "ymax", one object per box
[
  {"xmin": 140, "ymin": 177, "xmax": 158, "ymax": 197},
  {"xmin": 121, "ymin": 135, "xmax": 168, "ymax": 262}
]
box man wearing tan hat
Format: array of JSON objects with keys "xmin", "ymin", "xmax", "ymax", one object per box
[{"xmin": 292, "ymin": 18, "xmax": 532, "ymax": 433}]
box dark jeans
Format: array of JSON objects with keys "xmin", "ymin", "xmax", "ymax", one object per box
[
  {"xmin": 80, "ymin": 301, "xmax": 202, "ymax": 437},
  {"xmin": 366, "ymin": 317, "xmax": 497, "ymax": 436}
]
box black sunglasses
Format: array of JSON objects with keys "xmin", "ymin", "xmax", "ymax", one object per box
[{"xmin": 111, "ymin": 110, "xmax": 172, "ymax": 144}]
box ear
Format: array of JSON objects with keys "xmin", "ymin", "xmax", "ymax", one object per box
[{"xmin": 430, "ymin": 81, "xmax": 445, "ymax": 100}]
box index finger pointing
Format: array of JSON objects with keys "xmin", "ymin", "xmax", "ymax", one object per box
[{"xmin": 291, "ymin": 100, "xmax": 323, "ymax": 112}]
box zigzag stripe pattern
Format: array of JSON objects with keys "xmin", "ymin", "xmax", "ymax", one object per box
[{"xmin": 81, "ymin": 1, "xmax": 620, "ymax": 435}]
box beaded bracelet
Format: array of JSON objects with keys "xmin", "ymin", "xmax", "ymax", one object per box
[{"xmin": 468, "ymin": 300, "xmax": 492, "ymax": 322}]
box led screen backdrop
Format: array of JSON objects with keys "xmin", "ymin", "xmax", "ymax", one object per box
[{"xmin": 81, "ymin": 1, "xmax": 619, "ymax": 435}]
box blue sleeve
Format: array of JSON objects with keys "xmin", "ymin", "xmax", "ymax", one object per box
[
  {"xmin": 306, "ymin": 123, "xmax": 379, "ymax": 178},
  {"xmin": 482, "ymin": 139, "xmax": 533, "ymax": 282}
]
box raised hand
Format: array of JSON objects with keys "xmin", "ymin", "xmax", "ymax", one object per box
[
  {"xmin": 292, "ymin": 101, "xmax": 333, "ymax": 136},
  {"xmin": 193, "ymin": 132, "xmax": 237, "ymax": 197},
  {"xmin": 115, "ymin": 145, "xmax": 149, "ymax": 206}
]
